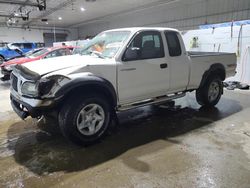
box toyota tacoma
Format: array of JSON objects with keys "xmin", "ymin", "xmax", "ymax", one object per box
[{"xmin": 9, "ymin": 27, "xmax": 237, "ymax": 145}]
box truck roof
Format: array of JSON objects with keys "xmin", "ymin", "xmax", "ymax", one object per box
[{"xmin": 104, "ymin": 27, "xmax": 179, "ymax": 33}]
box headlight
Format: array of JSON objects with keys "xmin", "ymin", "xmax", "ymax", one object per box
[{"xmin": 21, "ymin": 82, "xmax": 39, "ymax": 97}]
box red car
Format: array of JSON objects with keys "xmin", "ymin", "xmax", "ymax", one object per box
[{"xmin": 0, "ymin": 46, "xmax": 74, "ymax": 81}]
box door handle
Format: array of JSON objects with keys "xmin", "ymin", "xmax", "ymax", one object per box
[{"xmin": 160, "ymin": 63, "xmax": 168, "ymax": 69}]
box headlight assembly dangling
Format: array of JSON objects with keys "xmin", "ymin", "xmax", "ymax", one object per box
[
  {"xmin": 38, "ymin": 76, "xmax": 70, "ymax": 96},
  {"xmin": 38, "ymin": 78, "xmax": 56, "ymax": 96}
]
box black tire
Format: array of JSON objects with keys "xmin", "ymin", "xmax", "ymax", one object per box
[
  {"xmin": 196, "ymin": 75, "xmax": 223, "ymax": 107},
  {"xmin": 0, "ymin": 56, "xmax": 4, "ymax": 65},
  {"xmin": 58, "ymin": 93, "xmax": 111, "ymax": 145}
]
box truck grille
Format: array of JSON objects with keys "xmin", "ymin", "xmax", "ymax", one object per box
[{"xmin": 11, "ymin": 74, "xmax": 18, "ymax": 92}]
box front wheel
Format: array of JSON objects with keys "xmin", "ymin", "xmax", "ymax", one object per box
[
  {"xmin": 196, "ymin": 75, "xmax": 223, "ymax": 107},
  {"xmin": 58, "ymin": 93, "xmax": 111, "ymax": 145}
]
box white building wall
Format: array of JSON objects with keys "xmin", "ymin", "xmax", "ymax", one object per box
[
  {"xmin": 0, "ymin": 27, "xmax": 78, "ymax": 43},
  {"xmin": 182, "ymin": 24, "xmax": 250, "ymax": 84},
  {"xmin": 77, "ymin": 0, "xmax": 250, "ymax": 37},
  {"xmin": 183, "ymin": 25, "xmax": 250, "ymax": 53}
]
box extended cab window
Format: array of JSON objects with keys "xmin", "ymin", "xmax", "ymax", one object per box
[
  {"xmin": 165, "ymin": 31, "xmax": 182, "ymax": 57},
  {"xmin": 124, "ymin": 31, "xmax": 164, "ymax": 61}
]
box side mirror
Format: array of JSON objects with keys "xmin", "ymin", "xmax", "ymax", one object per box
[{"xmin": 123, "ymin": 47, "xmax": 140, "ymax": 61}]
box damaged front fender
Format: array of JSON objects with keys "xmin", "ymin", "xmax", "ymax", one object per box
[{"xmin": 38, "ymin": 75, "xmax": 71, "ymax": 98}]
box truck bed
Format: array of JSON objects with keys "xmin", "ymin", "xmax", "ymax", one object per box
[{"xmin": 187, "ymin": 51, "xmax": 237, "ymax": 90}]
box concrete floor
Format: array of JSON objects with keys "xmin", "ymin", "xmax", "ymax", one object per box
[{"xmin": 0, "ymin": 81, "xmax": 250, "ymax": 188}]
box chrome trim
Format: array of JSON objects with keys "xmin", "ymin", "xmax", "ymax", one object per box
[
  {"xmin": 120, "ymin": 68, "xmax": 136, "ymax": 71},
  {"xmin": 118, "ymin": 92, "xmax": 185, "ymax": 111},
  {"xmin": 11, "ymin": 71, "xmax": 36, "ymax": 96}
]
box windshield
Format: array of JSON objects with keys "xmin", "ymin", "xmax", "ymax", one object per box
[
  {"xmin": 74, "ymin": 31, "xmax": 131, "ymax": 58},
  {"xmin": 25, "ymin": 49, "xmax": 42, "ymax": 57},
  {"xmin": 25, "ymin": 50, "xmax": 35, "ymax": 57},
  {"xmin": 29, "ymin": 48, "xmax": 49, "ymax": 58}
]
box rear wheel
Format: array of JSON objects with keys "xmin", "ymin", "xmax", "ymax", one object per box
[
  {"xmin": 58, "ymin": 93, "xmax": 111, "ymax": 145},
  {"xmin": 196, "ymin": 75, "xmax": 223, "ymax": 107}
]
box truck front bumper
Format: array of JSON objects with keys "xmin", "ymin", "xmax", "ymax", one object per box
[
  {"xmin": 10, "ymin": 94, "xmax": 42, "ymax": 119},
  {"xmin": 10, "ymin": 90, "xmax": 56, "ymax": 119}
]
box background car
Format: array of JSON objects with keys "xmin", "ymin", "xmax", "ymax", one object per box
[
  {"xmin": 0, "ymin": 42, "xmax": 37, "ymax": 65},
  {"xmin": 5, "ymin": 48, "xmax": 44, "ymax": 62},
  {"xmin": 0, "ymin": 46, "xmax": 74, "ymax": 81}
]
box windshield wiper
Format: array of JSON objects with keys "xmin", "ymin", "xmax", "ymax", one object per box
[{"xmin": 93, "ymin": 51, "xmax": 105, "ymax": 59}]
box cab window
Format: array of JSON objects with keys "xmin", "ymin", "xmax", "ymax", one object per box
[
  {"xmin": 123, "ymin": 31, "xmax": 165, "ymax": 61},
  {"xmin": 165, "ymin": 31, "xmax": 182, "ymax": 57}
]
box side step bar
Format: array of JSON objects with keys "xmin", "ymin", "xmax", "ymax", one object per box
[{"xmin": 118, "ymin": 92, "xmax": 185, "ymax": 111}]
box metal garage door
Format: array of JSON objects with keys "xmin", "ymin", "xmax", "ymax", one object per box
[{"xmin": 43, "ymin": 33, "xmax": 68, "ymax": 47}]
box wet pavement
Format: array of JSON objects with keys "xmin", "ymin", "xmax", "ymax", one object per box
[{"xmin": 0, "ymin": 82, "xmax": 250, "ymax": 188}]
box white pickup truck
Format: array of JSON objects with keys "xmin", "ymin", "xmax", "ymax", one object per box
[{"xmin": 10, "ymin": 27, "xmax": 236, "ymax": 145}]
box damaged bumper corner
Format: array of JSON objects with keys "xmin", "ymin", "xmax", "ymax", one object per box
[
  {"xmin": 10, "ymin": 92, "xmax": 56, "ymax": 119},
  {"xmin": 11, "ymin": 97, "xmax": 29, "ymax": 119}
]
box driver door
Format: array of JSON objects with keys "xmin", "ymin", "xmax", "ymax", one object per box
[{"xmin": 118, "ymin": 30, "xmax": 170, "ymax": 105}]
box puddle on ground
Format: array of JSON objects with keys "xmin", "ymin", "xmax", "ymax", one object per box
[{"xmin": 0, "ymin": 92, "xmax": 250, "ymax": 187}]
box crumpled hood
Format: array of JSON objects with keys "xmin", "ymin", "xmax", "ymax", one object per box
[{"xmin": 22, "ymin": 54, "xmax": 106, "ymax": 76}]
